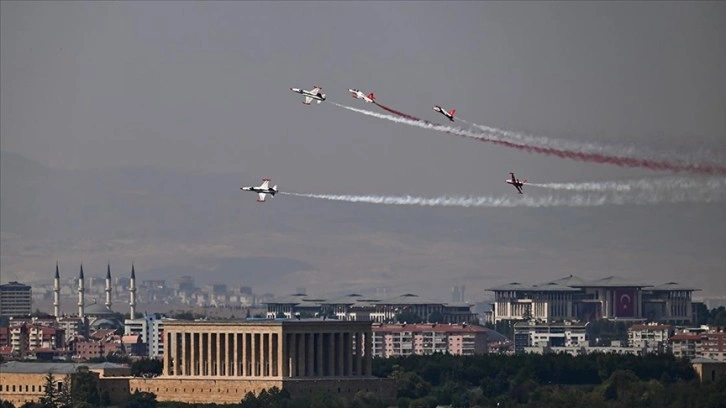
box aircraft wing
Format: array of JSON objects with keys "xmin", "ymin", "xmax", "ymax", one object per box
[
  {"xmin": 310, "ymin": 87, "xmax": 321, "ymax": 95},
  {"xmin": 259, "ymin": 179, "xmax": 270, "ymax": 189},
  {"xmin": 304, "ymin": 96, "xmax": 313, "ymax": 105},
  {"xmin": 257, "ymin": 192, "xmax": 267, "ymax": 202}
]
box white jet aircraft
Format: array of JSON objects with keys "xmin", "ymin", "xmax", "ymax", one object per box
[
  {"xmin": 433, "ymin": 105, "xmax": 456, "ymax": 122},
  {"xmin": 290, "ymin": 85, "xmax": 326, "ymax": 105},
  {"xmin": 349, "ymin": 89, "xmax": 375, "ymax": 103},
  {"xmin": 241, "ymin": 179, "xmax": 279, "ymax": 202}
]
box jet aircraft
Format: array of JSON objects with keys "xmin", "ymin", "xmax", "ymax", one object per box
[
  {"xmin": 506, "ymin": 172, "xmax": 527, "ymax": 194},
  {"xmin": 241, "ymin": 179, "xmax": 279, "ymax": 202},
  {"xmin": 433, "ymin": 105, "xmax": 456, "ymax": 122},
  {"xmin": 349, "ymin": 89, "xmax": 375, "ymax": 103},
  {"xmin": 290, "ymin": 86, "xmax": 326, "ymax": 105}
]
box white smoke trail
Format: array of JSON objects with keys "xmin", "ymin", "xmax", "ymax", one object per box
[
  {"xmin": 526, "ymin": 176, "xmax": 726, "ymax": 193},
  {"xmin": 331, "ymin": 102, "xmax": 489, "ymax": 143},
  {"xmin": 281, "ymin": 189, "xmax": 725, "ymax": 208}
]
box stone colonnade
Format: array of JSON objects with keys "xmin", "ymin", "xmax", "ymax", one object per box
[{"xmin": 163, "ymin": 321, "xmax": 373, "ymax": 378}]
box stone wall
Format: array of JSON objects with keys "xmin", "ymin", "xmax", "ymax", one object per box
[
  {"xmin": 128, "ymin": 376, "xmax": 396, "ymax": 405},
  {"xmin": 0, "ymin": 371, "xmax": 130, "ymax": 407},
  {"xmin": 0, "ymin": 372, "xmax": 54, "ymax": 406},
  {"xmin": 129, "ymin": 377, "xmax": 284, "ymax": 404}
]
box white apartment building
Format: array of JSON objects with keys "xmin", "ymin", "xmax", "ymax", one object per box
[
  {"xmin": 371, "ymin": 323, "xmax": 488, "ymax": 358},
  {"xmin": 513, "ymin": 321, "xmax": 589, "ymax": 353},
  {"xmin": 125, "ymin": 313, "xmax": 169, "ymax": 358},
  {"xmin": 628, "ymin": 324, "xmax": 673, "ymax": 353}
]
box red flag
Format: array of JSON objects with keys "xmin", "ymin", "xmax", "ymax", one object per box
[{"xmin": 615, "ymin": 288, "xmax": 636, "ymax": 317}]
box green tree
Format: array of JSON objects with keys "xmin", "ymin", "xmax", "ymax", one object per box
[
  {"xmin": 131, "ymin": 359, "xmax": 163, "ymax": 377},
  {"xmin": 240, "ymin": 391, "xmax": 259, "ymax": 408},
  {"xmin": 39, "ymin": 372, "xmax": 58, "ymax": 408},
  {"xmin": 70, "ymin": 366, "xmax": 100, "ymax": 407},
  {"xmin": 395, "ymin": 312, "xmax": 423, "ymax": 324},
  {"xmin": 57, "ymin": 375, "xmax": 72, "ymax": 408},
  {"xmin": 427, "ymin": 311, "xmax": 445, "ymax": 324},
  {"xmin": 350, "ymin": 391, "xmax": 385, "ymax": 408},
  {"xmin": 120, "ymin": 391, "xmax": 157, "ymax": 408},
  {"xmin": 709, "ymin": 306, "xmax": 726, "ymax": 326}
]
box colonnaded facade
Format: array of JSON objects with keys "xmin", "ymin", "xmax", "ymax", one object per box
[{"xmin": 129, "ymin": 319, "xmax": 396, "ymax": 404}]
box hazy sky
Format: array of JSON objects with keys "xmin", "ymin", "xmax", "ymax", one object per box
[{"xmin": 2, "ymin": 2, "xmax": 725, "ymax": 298}]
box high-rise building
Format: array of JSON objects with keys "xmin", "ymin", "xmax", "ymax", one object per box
[{"xmin": 0, "ymin": 282, "xmax": 32, "ymax": 317}]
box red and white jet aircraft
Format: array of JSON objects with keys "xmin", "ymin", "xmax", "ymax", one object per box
[
  {"xmin": 433, "ymin": 105, "xmax": 456, "ymax": 122},
  {"xmin": 241, "ymin": 179, "xmax": 279, "ymax": 202},
  {"xmin": 506, "ymin": 172, "xmax": 527, "ymax": 194},
  {"xmin": 290, "ymin": 85, "xmax": 326, "ymax": 105},
  {"xmin": 349, "ymin": 89, "xmax": 375, "ymax": 103}
]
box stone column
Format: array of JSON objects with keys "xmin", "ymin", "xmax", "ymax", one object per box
[
  {"xmin": 170, "ymin": 332, "xmax": 177, "ymax": 376},
  {"xmin": 207, "ymin": 333, "xmax": 213, "ymax": 376},
  {"xmin": 269, "ymin": 332, "xmax": 275, "ymax": 377},
  {"xmin": 163, "ymin": 331, "xmax": 171, "ymax": 376},
  {"xmin": 355, "ymin": 331, "xmax": 363, "ymax": 376},
  {"xmin": 316, "ymin": 332, "xmax": 323, "ymax": 376},
  {"xmin": 181, "ymin": 332, "xmax": 187, "ymax": 376},
  {"xmin": 276, "ymin": 332, "xmax": 283, "ymax": 377},
  {"xmin": 233, "ymin": 332, "xmax": 239, "ymax": 376},
  {"xmin": 249, "ymin": 332, "xmax": 256, "ymax": 376},
  {"xmin": 242, "ymin": 332, "xmax": 249, "ymax": 377},
  {"xmin": 189, "ymin": 332, "xmax": 195, "ymax": 376},
  {"xmin": 288, "ymin": 332, "xmax": 297, "ymax": 377},
  {"xmin": 199, "ymin": 332, "xmax": 205, "ymax": 376}
]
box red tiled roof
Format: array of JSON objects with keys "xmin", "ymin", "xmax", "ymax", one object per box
[
  {"xmin": 669, "ymin": 334, "xmax": 704, "ymax": 341},
  {"xmin": 630, "ymin": 324, "xmax": 672, "ymax": 331},
  {"xmin": 373, "ymin": 323, "xmax": 487, "ymax": 334}
]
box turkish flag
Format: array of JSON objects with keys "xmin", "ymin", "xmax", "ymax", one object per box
[{"xmin": 615, "ymin": 288, "xmax": 636, "ymax": 317}]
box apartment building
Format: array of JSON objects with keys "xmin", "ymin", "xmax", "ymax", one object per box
[{"xmin": 371, "ymin": 323, "xmax": 488, "ymax": 357}]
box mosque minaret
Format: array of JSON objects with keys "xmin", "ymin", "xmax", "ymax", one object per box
[{"xmin": 53, "ymin": 263, "xmax": 60, "ymax": 317}]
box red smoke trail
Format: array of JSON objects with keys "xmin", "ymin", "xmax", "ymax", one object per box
[
  {"xmin": 374, "ymin": 102, "xmax": 422, "ymax": 122},
  {"xmin": 483, "ymin": 138, "xmax": 726, "ymax": 174},
  {"xmin": 353, "ymin": 102, "xmax": 726, "ymax": 175}
]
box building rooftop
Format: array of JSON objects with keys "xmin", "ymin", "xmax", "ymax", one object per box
[
  {"xmin": 486, "ymin": 282, "xmax": 533, "ymax": 291},
  {"xmin": 545, "ymin": 275, "xmax": 590, "ymax": 287},
  {"xmin": 647, "ymin": 282, "xmax": 702, "ymax": 291},
  {"xmin": 373, "ymin": 323, "xmax": 487, "ymax": 334},
  {"xmin": 0, "ymin": 361, "xmax": 128, "ymax": 374},
  {"xmin": 0, "ymin": 281, "xmax": 31, "ymax": 289},
  {"xmin": 629, "ymin": 324, "xmax": 673, "ymax": 331},
  {"xmin": 584, "ymin": 275, "xmax": 650, "ymax": 288},
  {"xmin": 513, "ymin": 321, "xmax": 589, "ymax": 328},
  {"xmin": 691, "ymin": 357, "xmax": 726, "ymax": 364},
  {"xmin": 530, "ymin": 282, "xmax": 582, "ymax": 292}
]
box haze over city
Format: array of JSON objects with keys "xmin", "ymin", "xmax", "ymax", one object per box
[{"xmin": 2, "ymin": 1, "xmax": 725, "ymax": 300}]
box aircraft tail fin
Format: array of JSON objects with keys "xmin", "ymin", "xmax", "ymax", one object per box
[
  {"xmin": 368, "ymin": 92, "xmax": 375, "ymax": 100},
  {"xmin": 450, "ymin": 109, "xmax": 456, "ymax": 117},
  {"xmin": 317, "ymin": 100, "xmax": 322, "ymax": 104},
  {"xmin": 272, "ymin": 185, "xmax": 278, "ymax": 195}
]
